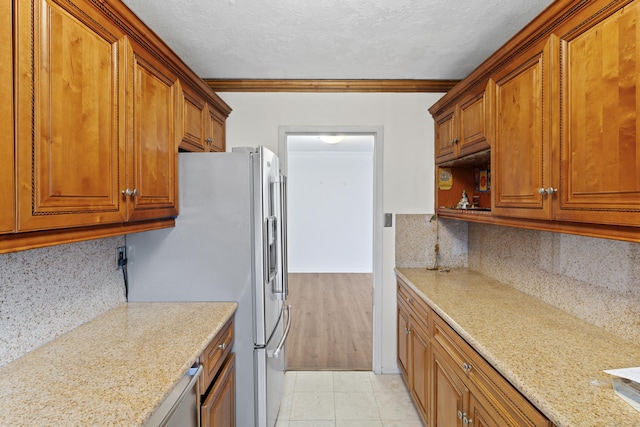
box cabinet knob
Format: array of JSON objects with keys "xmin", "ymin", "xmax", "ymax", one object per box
[
  {"xmin": 450, "ymin": 137, "xmax": 459, "ymax": 146},
  {"xmin": 458, "ymin": 411, "xmax": 463, "ymax": 420},
  {"xmin": 463, "ymin": 362, "xmax": 473, "ymax": 373},
  {"xmin": 405, "ymin": 328, "xmax": 411, "ymax": 335},
  {"xmin": 463, "ymin": 415, "xmax": 473, "ymax": 425},
  {"xmin": 218, "ymin": 342, "xmax": 227, "ymax": 351},
  {"xmin": 538, "ymin": 187, "xmax": 557, "ymax": 196},
  {"xmin": 406, "ymin": 297, "xmax": 412, "ymax": 303},
  {"xmin": 205, "ymin": 138, "xmax": 214, "ymax": 145},
  {"xmin": 121, "ymin": 188, "xmax": 138, "ymax": 197}
]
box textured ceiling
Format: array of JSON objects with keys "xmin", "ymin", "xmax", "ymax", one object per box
[{"xmin": 121, "ymin": 0, "xmax": 555, "ymax": 80}]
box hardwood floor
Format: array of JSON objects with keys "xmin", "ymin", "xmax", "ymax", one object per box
[{"xmin": 286, "ymin": 273, "xmax": 373, "ymax": 371}]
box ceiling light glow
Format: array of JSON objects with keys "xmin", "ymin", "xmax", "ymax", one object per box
[{"xmin": 319, "ymin": 135, "xmax": 345, "ymax": 144}]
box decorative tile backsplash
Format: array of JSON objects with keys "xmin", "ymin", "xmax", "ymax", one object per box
[
  {"xmin": 0, "ymin": 237, "xmax": 126, "ymax": 367},
  {"xmin": 395, "ymin": 214, "xmax": 640, "ymax": 344}
]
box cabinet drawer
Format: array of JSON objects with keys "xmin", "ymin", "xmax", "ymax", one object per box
[
  {"xmin": 200, "ymin": 317, "xmax": 234, "ymax": 395},
  {"xmin": 397, "ymin": 279, "xmax": 430, "ymax": 333}
]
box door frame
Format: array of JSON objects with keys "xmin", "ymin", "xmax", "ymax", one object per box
[{"xmin": 278, "ymin": 125, "xmax": 384, "ymax": 373}]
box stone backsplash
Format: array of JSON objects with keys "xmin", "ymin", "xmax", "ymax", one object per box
[{"xmin": 0, "ymin": 237, "xmax": 126, "ymax": 367}]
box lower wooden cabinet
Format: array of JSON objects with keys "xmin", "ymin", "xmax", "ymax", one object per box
[
  {"xmin": 397, "ymin": 281, "xmax": 431, "ymax": 424},
  {"xmin": 397, "ymin": 277, "xmax": 552, "ymax": 427},
  {"xmin": 202, "ymin": 353, "xmax": 235, "ymax": 427},
  {"xmin": 200, "ymin": 316, "xmax": 235, "ymax": 427},
  {"xmin": 432, "ymin": 346, "xmax": 466, "ymax": 427}
]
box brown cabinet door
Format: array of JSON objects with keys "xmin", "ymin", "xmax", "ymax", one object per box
[
  {"xmin": 555, "ymin": 1, "xmax": 640, "ymax": 226},
  {"xmin": 457, "ymin": 91, "xmax": 490, "ymax": 158},
  {"xmin": 410, "ymin": 318, "xmax": 430, "ymax": 423},
  {"xmin": 432, "ymin": 346, "xmax": 467, "ymax": 427},
  {"xmin": 435, "ymin": 106, "xmax": 457, "ymax": 164},
  {"xmin": 206, "ymin": 104, "xmax": 226, "ymax": 152},
  {"xmin": 202, "ymin": 353, "xmax": 236, "ymax": 427},
  {"xmin": 491, "ymin": 40, "xmax": 551, "ymax": 220},
  {"xmin": 397, "ymin": 303, "xmax": 410, "ymax": 382},
  {"xmin": 16, "ymin": 0, "xmax": 127, "ymax": 231},
  {"xmin": 1, "ymin": 0, "xmax": 14, "ymax": 234},
  {"xmin": 179, "ymin": 85, "xmax": 207, "ymax": 152},
  {"xmin": 126, "ymin": 42, "xmax": 179, "ymax": 221}
]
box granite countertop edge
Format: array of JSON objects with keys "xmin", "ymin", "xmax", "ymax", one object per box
[
  {"xmin": 0, "ymin": 301, "xmax": 238, "ymax": 427},
  {"xmin": 395, "ymin": 267, "xmax": 640, "ymax": 427}
]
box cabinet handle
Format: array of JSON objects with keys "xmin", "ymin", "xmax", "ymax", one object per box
[
  {"xmin": 463, "ymin": 415, "xmax": 473, "ymax": 425},
  {"xmin": 406, "ymin": 297, "xmax": 412, "ymax": 303},
  {"xmin": 205, "ymin": 138, "xmax": 214, "ymax": 145},
  {"xmin": 218, "ymin": 342, "xmax": 227, "ymax": 351},
  {"xmin": 458, "ymin": 411, "xmax": 464, "ymax": 420},
  {"xmin": 463, "ymin": 362, "xmax": 473, "ymax": 373},
  {"xmin": 405, "ymin": 328, "xmax": 411, "ymax": 335},
  {"xmin": 121, "ymin": 188, "xmax": 138, "ymax": 197},
  {"xmin": 450, "ymin": 137, "xmax": 460, "ymax": 146},
  {"xmin": 538, "ymin": 187, "xmax": 557, "ymax": 196}
]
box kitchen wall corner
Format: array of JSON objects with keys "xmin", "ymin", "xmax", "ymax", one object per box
[
  {"xmin": 395, "ymin": 214, "xmax": 468, "ymax": 269},
  {"xmin": 0, "ymin": 236, "xmax": 126, "ymax": 367}
]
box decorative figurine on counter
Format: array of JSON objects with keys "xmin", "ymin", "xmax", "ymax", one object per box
[{"xmin": 456, "ymin": 189, "xmax": 470, "ymax": 209}]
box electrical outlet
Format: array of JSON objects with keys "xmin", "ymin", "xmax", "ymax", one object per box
[{"xmin": 116, "ymin": 246, "xmax": 127, "ymax": 270}]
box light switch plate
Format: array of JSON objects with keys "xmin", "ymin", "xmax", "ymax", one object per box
[{"xmin": 384, "ymin": 213, "xmax": 393, "ymax": 227}]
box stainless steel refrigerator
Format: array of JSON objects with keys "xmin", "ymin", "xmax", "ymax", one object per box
[{"xmin": 126, "ymin": 146, "xmax": 290, "ymax": 427}]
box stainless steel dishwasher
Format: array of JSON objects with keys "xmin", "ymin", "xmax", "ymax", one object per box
[{"xmin": 144, "ymin": 364, "xmax": 203, "ymax": 427}]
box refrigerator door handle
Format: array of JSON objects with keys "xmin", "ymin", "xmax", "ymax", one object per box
[
  {"xmin": 280, "ymin": 176, "xmax": 288, "ymax": 300},
  {"xmin": 265, "ymin": 216, "xmax": 278, "ymax": 286},
  {"xmin": 268, "ymin": 305, "xmax": 292, "ymax": 359},
  {"xmin": 273, "ymin": 175, "xmax": 288, "ymax": 300}
]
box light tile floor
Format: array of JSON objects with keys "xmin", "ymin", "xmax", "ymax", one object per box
[{"xmin": 275, "ymin": 371, "xmax": 424, "ymax": 427}]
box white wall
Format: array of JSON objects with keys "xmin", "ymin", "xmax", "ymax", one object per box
[
  {"xmin": 217, "ymin": 92, "xmax": 442, "ymax": 373},
  {"xmin": 288, "ymin": 150, "xmax": 373, "ymax": 273}
]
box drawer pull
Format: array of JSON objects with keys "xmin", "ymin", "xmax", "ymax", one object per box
[
  {"xmin": 218, "ymin": 342, "xmax": 227, "ymax": 351},
  {"xmin": 463, "ymin": 362, "xmax": 473, "ymax": 373}
]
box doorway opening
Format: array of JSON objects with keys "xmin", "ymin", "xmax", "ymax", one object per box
[{"xmin": 279, "ymin": 126, "xmax": 383, "ymax": 373}]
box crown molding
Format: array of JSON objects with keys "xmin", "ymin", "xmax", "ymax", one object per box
[{"xmin": 203, "ymin": 79, "xmax": 458, "ymax": 93}]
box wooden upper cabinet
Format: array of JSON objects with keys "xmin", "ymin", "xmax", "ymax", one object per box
[
  {"xmin": 434, "ymin": 105, "xmax": 457, "ymax": 164},
  {"xmin": 15, "ymin": 0, "xmax": 127, "ymax": 231},
  {"xmin": 434, "ymin": 87, "xmax": 490, "ymax": 165},
  {"xmin": 491, "ymin": 39, "xmax": 551, "ymax": 220},
  {"xmin": 125, "ymin": 41, "xmax": 179, "ymax": 221},
  {"xmin": 1, "ymin": 0, "xmax": 14, "ymax": 234},
  {"xmin": 179, "ymin": 85, "xmax": 227, "ymax": 153},
  {"xmin": 554, "ymin": 1, "xmax": 640, "ymax": 226},
  {"xmin": 179, "ymin": 84, "xmax": 207, "ymax": 152},
  {"xmin": 458, "ymin": 90, "xmax": 490, "ymax": 158},
  {"xmin": 206, "ymin": 103, "xmax": 226, "ymax": 152}
]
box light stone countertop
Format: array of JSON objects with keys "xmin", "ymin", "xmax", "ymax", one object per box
[
  {"xmin": 395, "ymin": 268, "xmax": 640, "ymax": 427},
  {"xmin": 0, "ymin": 301, "xmax": 237, "ymax": 427}
]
